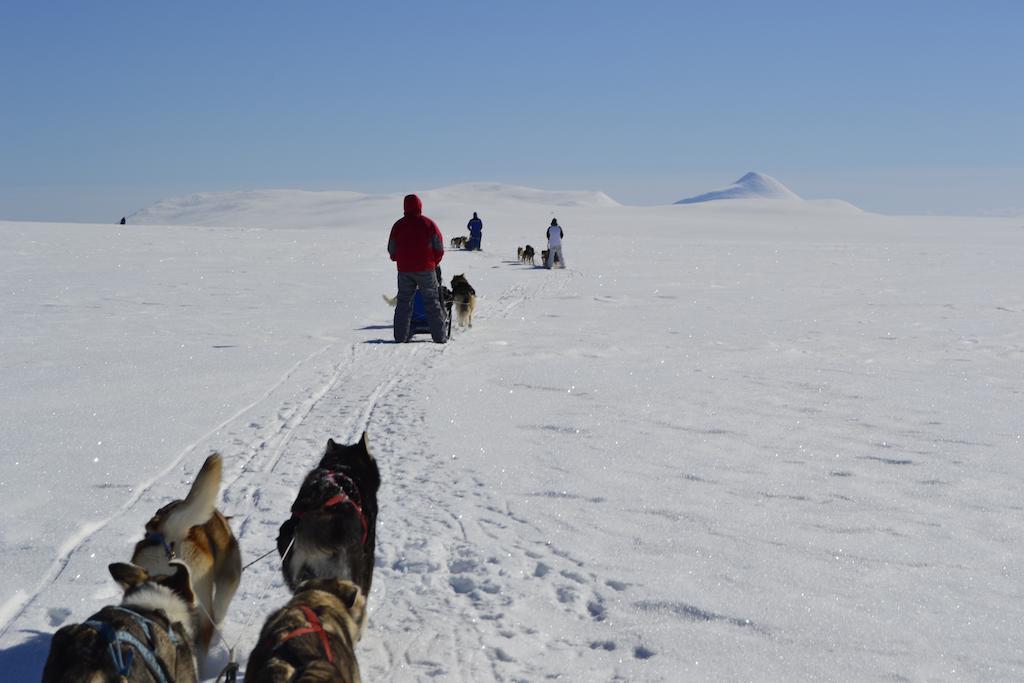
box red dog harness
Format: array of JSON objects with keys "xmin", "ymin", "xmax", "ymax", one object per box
[
  {"xmin": 277, "ymin": 605, "xmax": 333, "ymax": 663},
  {"xmin": 291, "ymin": 470, "xmax": 369, "ymax": 546}
]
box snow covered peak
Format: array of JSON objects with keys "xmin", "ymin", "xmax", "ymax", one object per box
[{"xmin": 675, "ymin": 172, "xmax": 801, "ymax": 204}]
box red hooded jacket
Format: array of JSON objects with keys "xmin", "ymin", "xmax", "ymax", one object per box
[{"xmin": 387, "ymin": 194, "xmax": 445, "ymax": 272}]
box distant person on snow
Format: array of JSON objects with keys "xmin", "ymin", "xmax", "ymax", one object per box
[
  {"xmin": 388, "ymin": 194, "xmax": 448, "ymax": 343},
  {"xmin": 120, "ymin": 216, "xmax": 126, "ymax": 225},
  {"xmin": 465, "ymin": 211, "xmax": 483, "ymax": 251},
  {"xmin": 545, "ymin": 218, "xmax": 565, "ymax": 269}
]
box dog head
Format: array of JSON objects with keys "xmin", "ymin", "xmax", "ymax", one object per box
[
  {"xmin": 110, "ymin": 560, "xmax": 199, "ymax": 641},
  {"xmin": 295, "ymin": 578, "xmax": 367, "ymax": 642},
  {"xmin": 110, "ymin": 560, "xmax": 196, "ymax": 604},
  {"xmin": 318, "ymin": 433, "xmax": 380, "ymax": 494},
  {"xmin": 451, "ymin": 273, "xmax": 469, "ymax": 288}
]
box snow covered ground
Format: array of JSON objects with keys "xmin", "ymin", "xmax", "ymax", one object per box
[{"xmin": 1, "ymin": 185, "xmax": 1023, "ymax": 681}]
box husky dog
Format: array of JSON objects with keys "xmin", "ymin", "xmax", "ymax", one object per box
[
  {"xmin": 43, "ymin": 561, "xmax": 199, "ymax": 683},
  {"xmin": 450, "ymin": 235, "xmax": 468, "ymax": 249},
  {"xmin": 450, "ymin": 273, "xmax": 477, "ymax": 328},
  {"xmin": 521, "ymin": 245, "xmax": 535, "ymax": 266},
  {"xmin": 245, "ymin": 578, "xmax": 365, "ymax": 683},
  {"xmin": 277, "ymin": 435, "xmax": 380, "ymax": 606},
  {"xmin": 131, "ymin": 453, "xmax": 241, "ymax": 653},
  {"xmin": 517, "ymin": 246, "xmax": 524, "ymax": 262}
]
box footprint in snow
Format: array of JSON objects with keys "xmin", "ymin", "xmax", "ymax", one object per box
[
  {"xmin": 47, "ymin": 607, "xmax": 72, "ymax": 627},
  {"xmin": 634, "ymin": 645, "xmax": 656, "ymax": 660},
  {"xmin": 449, "ymin": 576, "xmax": 476, "ymax": 594}
]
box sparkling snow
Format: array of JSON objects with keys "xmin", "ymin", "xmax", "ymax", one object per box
[{"xmin": 1, "ymin": 186, "xmax": 1022, "ymax": 680}]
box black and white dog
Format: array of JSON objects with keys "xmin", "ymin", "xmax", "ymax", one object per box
[
  {"xmin": 277, "ymin": 435, "xmax": 380, "ymax": 610},
  {"xmin": 43, "ymin": 561, "xmax": 199, "ymax": 683}
]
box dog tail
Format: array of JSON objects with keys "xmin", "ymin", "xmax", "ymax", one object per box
[
  {"xmin": 382, "ymin": 293, "xmax": 397, "ymax": 307},
  {"xmin": 162, "ymin": 453, "xmax": 222, "ymax": 539}
]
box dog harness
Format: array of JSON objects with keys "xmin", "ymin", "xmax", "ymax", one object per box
[
  {"xmin": 275, "ymin": 604, "xmax": 334, "ymax": 664},
  {"xmin": 145, "ymin": 531, "xmax": 176, "ymax": 560},
  {"xmin": 291, "ymin": 470, "xmax": 370, "ymax": 546},
  {"xmin": 85, "ymin": 606, "xmax": 180, "ymax": 683}
]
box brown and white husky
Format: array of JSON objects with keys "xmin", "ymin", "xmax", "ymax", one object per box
[
  {"xmin": 130, "ymin": 453, "xmax": 242, "ymax": 654},
  {"xmin": 450, "ymin": 273, "xmax": 477, "ymax": 328}
]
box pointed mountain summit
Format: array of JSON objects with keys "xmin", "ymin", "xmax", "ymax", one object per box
[{"xmin": 675, "ymin": 172, "xmax": 800, "ymax": 204}]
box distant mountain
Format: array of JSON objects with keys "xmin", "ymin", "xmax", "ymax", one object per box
[
  {"xmin": 675, "ymin": 172, "xmax": 801, "ymax": 204},
  {"xmin": 428, "ymin": 182, "xmax": 620, "ymax": 209},
  {"xmin": 130, "ymin": 183, "xmax": 620, "ymax": 228}
]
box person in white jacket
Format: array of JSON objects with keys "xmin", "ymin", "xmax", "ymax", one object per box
[{"xmin": 545, "ymin": 218, "xmax": 565, "ymax": 269}]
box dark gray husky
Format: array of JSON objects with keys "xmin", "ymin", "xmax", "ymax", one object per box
[{"xmin": 277, "ymin": 435, "xmax": 380, "ymax": 603}]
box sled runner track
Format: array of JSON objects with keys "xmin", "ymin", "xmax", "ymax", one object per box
[
  {"xmin": 355, "ymin": 266, "xmax": 631, "ymax": 681},
  {"xmin": 254, "ymin": 344, "xmax": 361, "ymax": 476},
  {"xmin": 191, "ymin": 339, "xmax": 449, "ymax": 674},
  {"xmin": 484, "ymin": 267, "xmax": 577, "ymax": 321},
  {"xmin": 0, "ymin": 344, "xmax": 338, "ymax": 639},
  {"xmin": 354, "ymin": 345, "xmax": 428, "ymax": 439}
]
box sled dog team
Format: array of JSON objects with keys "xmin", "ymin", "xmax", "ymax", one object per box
[
  {"xmin": 517, "ymin": 220, "xmax": 565, "ymax": 269},
  {"xmin": 388, "ymin": 196, "xmax": 566, "ymax": 346},
  {"xmin": 43, "ymin": 436, "xmax": 380, "ymax": 682},
  {"xmin": 41, "ymin": 195, "xmax": 566, "ymax": 681}
]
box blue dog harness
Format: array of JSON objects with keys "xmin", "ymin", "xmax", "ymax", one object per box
[
  {"xmin": 85, "ymin": 606, "xmax": 181, "ymax": 683},
  {"xmin": 145, "ymin": 531, "xmax": 176, "ymax": 559}
]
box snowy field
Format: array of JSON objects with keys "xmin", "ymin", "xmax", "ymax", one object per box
[{"xmin": 1, "ymin": 183, "xmax": 1023, "ymax": 681}]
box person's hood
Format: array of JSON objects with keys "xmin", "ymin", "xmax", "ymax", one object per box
[{"xmin": 404, "ymin": 194, "xmax": 423, "ymax": 216}]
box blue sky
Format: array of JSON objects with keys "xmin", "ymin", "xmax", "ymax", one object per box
[{"xmin": 1, "ymin": 1, "xmax": 1021, "ymax": 220}]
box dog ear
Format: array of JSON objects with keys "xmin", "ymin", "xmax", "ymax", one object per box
[
  {"xmin": 160, "ymin": 560, "xmax": 196, "ymax": 604},
  {"xmin": 109, "ymin": 562, "xmax": 149, "ymax": 591},
  {"xmin": 327, "ymin": 438, "xmax": 338, "ymax": 449},
  {"xmin": 332, "ymin": 580, "xmax": 363, "ymax": 610},
  {"xmin": 333, "ymin": 580, "xmax": 366, "ymax": 638}
]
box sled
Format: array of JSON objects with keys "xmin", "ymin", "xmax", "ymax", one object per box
[{"xmin": 410, "ymin": 285, "xmax": 454, "ymax": 338}]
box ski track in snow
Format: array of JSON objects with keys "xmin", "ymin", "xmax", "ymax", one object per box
[
  {"xmin": 0, "ymin": 343, "xmax": 335, "ymax": 640},
  {"xmin": 4, "ymin": 269, "xmax": 592, "ymax": 681}
]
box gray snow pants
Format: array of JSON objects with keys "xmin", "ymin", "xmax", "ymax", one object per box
[{"xmin": 394, "ymin": 270, "xmax": 448, "ymax": 343}]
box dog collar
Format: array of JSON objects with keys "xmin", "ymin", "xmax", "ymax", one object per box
[{"xmin": 145, "ymin": 531, "xmax": 176, "ymax": 560}]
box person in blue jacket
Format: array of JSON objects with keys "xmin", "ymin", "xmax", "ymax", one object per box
[{"xmin": 465, "ymin": 212, "xmax": 483, "ymax": 251}]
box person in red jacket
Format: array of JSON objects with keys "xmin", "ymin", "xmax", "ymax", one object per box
[{"xmin": 387, "ymin": 194, "xmax": 448, "ymax": 343}]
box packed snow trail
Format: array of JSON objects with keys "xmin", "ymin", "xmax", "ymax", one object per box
[{"xmin": 0, "ymin": 262, "xmax": 590, "ymax": 681}]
